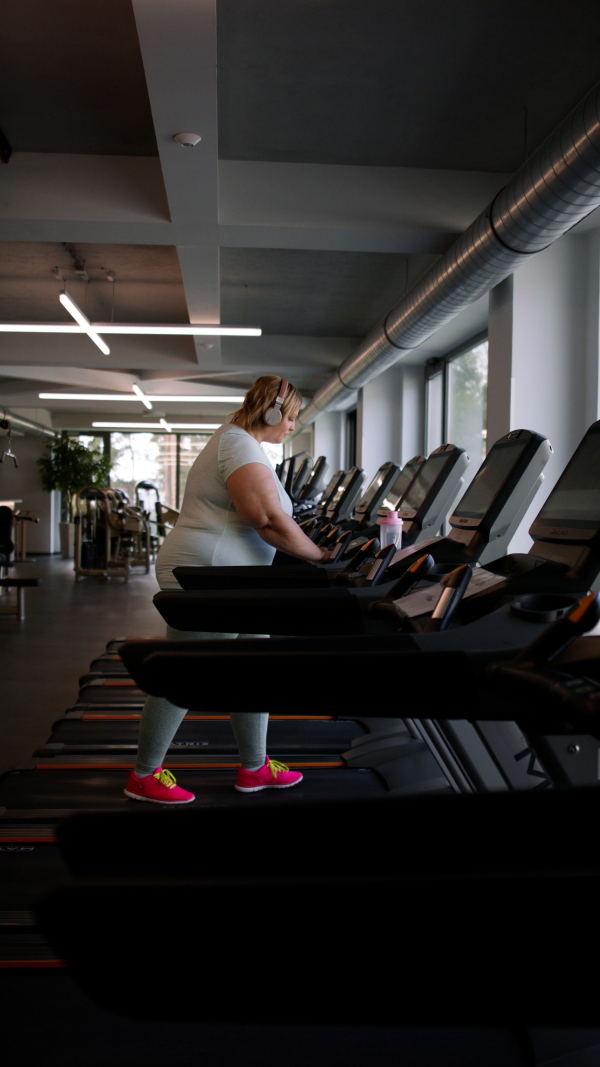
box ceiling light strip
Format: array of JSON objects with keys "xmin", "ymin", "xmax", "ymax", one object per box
[
  {"xmin": 95, "ymin": 325, "xmax": 261, "ymax": 336},
  {"xmin": 0, "ymin": 324, "xmax": 260, "ymax": 336},
  {"xmin": 39, "ymin": 393, "xmax": 245, "ymax": 402},
  {"xmin": 92, "ymin": 422, "xmax": 221, "ymax": 429},
  {"xmin": 131, "ymin": 384, "xmax": 153, "ymax": 410},
  {"xmin": 59, "ymin": 292, "xmax": 110, "ymax": 356}
]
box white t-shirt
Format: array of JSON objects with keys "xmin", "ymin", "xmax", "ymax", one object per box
[{"xmin": 155, "ymin": 423, "xmax": 292, "ymax": 590}]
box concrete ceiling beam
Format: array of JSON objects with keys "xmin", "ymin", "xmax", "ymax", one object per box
[{"xmin": 132, "ymin": 0, "xmax": 220, "ymax": 367}]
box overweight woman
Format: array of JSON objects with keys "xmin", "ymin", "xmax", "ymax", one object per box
[{"xmin": 125, "ymin": 375, "xmax": 327, "ymax": 804}]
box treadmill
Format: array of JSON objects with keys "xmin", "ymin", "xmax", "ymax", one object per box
[
  {"xmin": 310, "ymin": 460, "xmax": 400, "ymax": 544},
  {"xmin": 37, "ymin": 607, "xmax": 600, "ymax": 1028},
  {"xmin": 173, "ymin": 446, "xmax": 462, "ymax": 593},
  {"xmin": 45, "ymin": 593, "xmax": 586, "ymax": 811},
  {"xmin": 39, "ymin": 631, "xmax": 417, "ymax": 761},
  {"xmin": 391, "ymin": 418, "xmax": 600, "ymax": 633},
  {"xmin": 309, "ymin": 465, "xmax": 365, "ymax": 529},
  {"xmin": 2, "ymin": 607, "xmax": 575, "ymax": 830},
  {"xmin": 311, "ymin": 444, "xmax": 466, "ymax": 546},
  {"xmin": 163, "ymin": 428, "xmax": 551, "ymax": 633},
  {"xmin": 9, "ymin": 614, "xmax": 600, "ymax": 1028},
  {"xmin": 81, "ymin": 523, "xmax": 600, "ymax": 808},
  {"xmin": 292, "ymin": 455, "xmax": 329, "ymax": 517},
  {"xmin": 317, "ymin": 453, "xmax": 425, "ymax": 555}
]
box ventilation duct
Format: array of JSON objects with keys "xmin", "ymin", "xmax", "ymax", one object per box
[
  {"xmin": 298, "ymin": 80, "xmax": 600, "ymax": 428},
  {"xmin": 3, "ymin": 409, "xmax": 57, "ymax": 438}
]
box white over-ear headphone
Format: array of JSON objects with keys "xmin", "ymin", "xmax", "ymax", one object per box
[{"xmin": 263, "ymin": 379, "xmax": 289, "ymax": 426}]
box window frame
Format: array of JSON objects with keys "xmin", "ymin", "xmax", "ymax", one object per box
[{"xmin": 424, "ymin": 330, "xmax": 488, "ymax": 452}]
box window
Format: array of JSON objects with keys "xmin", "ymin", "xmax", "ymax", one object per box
[
  {"xmin": 425, "ymin": 367, "xmax": 444, "ymax": 456},
  {"xmin": 446, "ymin": 340, "xmax": 488, "ymax": 470},
  {"xmin": 77, "ymin": 433, "xmax": 111, "ymax": 469},
  {"xmin": 178, "ymin": 434, "xmax": 212, "ymax": 503},
  {"xmin": 425, "ymin": 337, "xmax": 488, "ymax": 474},
  {"xmin": 110, "ymin": 432, "xmax": 177, "ymax": 505},
  {"xmin": 261, "ymin": 440, "xmax": 284, "ymax": 470},
  {"xmin": 78, "ymin": 428, "xmax": 280, "ymax": 509},
  {"xmin": 345, "ymin": 408, "xmax": 357, "ymax": 468}
]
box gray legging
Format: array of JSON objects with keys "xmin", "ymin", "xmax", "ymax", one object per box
[{"xmin": 135, "ymin": 625, "xmax": 269, "ymax": 776}]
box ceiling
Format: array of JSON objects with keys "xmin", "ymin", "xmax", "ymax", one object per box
[{"xmin": 1, "ymin": 0, "xmax": 600, "ymax": 430}]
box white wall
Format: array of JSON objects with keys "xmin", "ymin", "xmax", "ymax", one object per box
[
  {"xmin": 284, "ymin": 426, "xmax": 313, "ymax": 463},
  {"xmin": 0, "ymin": 433, "xmax": 60, "ymax": 554},
  {"xmin": 398, "ymin": 364, "xmax": 425, "ymax": 463},
  {"xmin": 356, "ymin": 364, "xmax": 424, "ymax": 479},
  {"xmin": 312, "ymin": 411, "xmax": 345, "ymax": 473},
  {"xmin": 487, "ymin": 232, "xmax": 600, "ymax": 552}
]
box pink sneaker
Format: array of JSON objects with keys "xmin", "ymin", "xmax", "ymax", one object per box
[
  {"xmin": 235, "ymin": 756, "xmax": 303, "ymax": 793},
  {"xmin": 124, "ymin": 767, "xmax": 195, "ymax": 804}
]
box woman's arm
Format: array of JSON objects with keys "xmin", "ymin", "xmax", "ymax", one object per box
[{"xmin": 226, "ymin": 463, "xmax": 327, "ymax": 562}]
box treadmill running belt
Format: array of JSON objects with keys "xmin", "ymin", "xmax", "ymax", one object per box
[
  {"xmin": 0, "ymin": 767, "xmax": 388, "ymax": 815},
  {"xmin": 42, "ymin": 718, "xmax": 372, "ymax": 754}
]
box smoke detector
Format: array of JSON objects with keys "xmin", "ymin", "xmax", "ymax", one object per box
[{"xmin": 173, "ymin": 132, "xmax": 201, "ymax": 147}]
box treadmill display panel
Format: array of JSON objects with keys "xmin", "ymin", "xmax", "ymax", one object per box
[
  {"xmin": 400, "ymin": 452, "xmax": 452, "ymax": 512},
  {"xmin": 452, "ymin": 439, "xmax": 528, "ymax": 520},
  {"xmin": 380, "ymin": 462, "xmax": 422, "ymax": 512},
  {"xmin": 354, "ymin": 465, "xmax": 391, "ymax": 513},
  {"xmin": 327, "ymin": 470, "xmax": 357, "ymax": 512},
  {"xmin": 320, "ymin": 472, "xmax": 343, "ymax": 506},
  {"xmin": 534, "ymin": 429, "xmax": 600, "ymax": 533},
  {"xmin": 302, "ymin": 458, "xmax": 327, "ymax": 496}
]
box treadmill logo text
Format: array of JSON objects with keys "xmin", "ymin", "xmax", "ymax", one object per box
[{"xmin": 514, "ymin": 747, "xmax": 552, "ymax": 789}]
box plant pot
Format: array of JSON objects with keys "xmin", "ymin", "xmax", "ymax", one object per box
[{"xmin": 59, "ymin": 522, "xmax": 76, "ymax": 559}]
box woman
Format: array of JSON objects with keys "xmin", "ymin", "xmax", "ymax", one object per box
[{"xmin": 124, "ymin": 375, "xmax": 328, "ymax": 804}]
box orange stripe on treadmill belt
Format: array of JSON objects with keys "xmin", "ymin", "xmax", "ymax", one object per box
[
  {"xmin": 80, "ymin": 713, "xmax": 335, "ymax": 721},
  {"xmin": 37, "ymin": 760, "xmax": 345, "ymax": 771},
  {"xmin": 0, "ymin": 836, "xmax": 58, "ymax": 844},
  {"xmin": 0, "ymin": 960, "xmax": 66, "ymax": 969}
]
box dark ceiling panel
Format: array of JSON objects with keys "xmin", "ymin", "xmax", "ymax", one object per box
[
  {"xmin": 220, "ymin": 248, "xmax": 438, "ymax": 335},
  {"xmin": 0, "ymin": 0, "xmax": 157, "ymax": 155},
  {"xmin": 217, "ymin": 0, "xmax": 600, "ymax": 171},
  {"xmin": 0, "ymin": 243, "xmax": 188, "ymax": 323}
]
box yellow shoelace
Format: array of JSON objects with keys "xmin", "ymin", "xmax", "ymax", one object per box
[
  {"xmin": 268, "ymin": 759, "xmax": 290, "ymax": 779},
  {"xmin": 153, "ymin": 768, "xmax": 177, "ymax": 789}
]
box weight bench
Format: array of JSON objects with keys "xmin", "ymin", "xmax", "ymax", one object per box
[{"xmin": 0, "ymin": 576, "xmax": 42, "ymax": 620}]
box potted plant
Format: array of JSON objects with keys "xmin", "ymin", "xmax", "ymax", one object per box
[{"xmin": 37, "ymin": 433, "xmax": 112, "ymax": 558}]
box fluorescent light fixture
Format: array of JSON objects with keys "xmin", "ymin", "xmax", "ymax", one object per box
[
  {"xmin": 136, "ymin": 395, "xmax": 245, "ymax": 403},
  {"xmin": 160, "ymin": 418, "xmax": 172, "ymax": 432},
  {"xmin": 59, "ymin": 291, "xmax": 110, "ymax": 356},
  {"xmin": 0, "ymin": 324, "xmax": 87, "ymax": 333},
  {"xmin": 94, "ymin": 325, "xmax": 260, "ymax": 336},
  {"xmin": 0, "ymin": 323, "xmax": 260, "ymax": 337},
  {"xmin": 132, "ymin": 384, "xmax": 152, "ymax": 410},
  {"xmin": 92, "ymin": 422, "xmax": 221, "ymax": 429},
  {"xmin": 39, "ymin": 393, "xmax": 245, "ymax": 402}
]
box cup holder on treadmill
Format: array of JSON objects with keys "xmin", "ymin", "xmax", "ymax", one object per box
[{"xmin": 510, "ymin": 593, "xmax": 580, "ymax": 624}]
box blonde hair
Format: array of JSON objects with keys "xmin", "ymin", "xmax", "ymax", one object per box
[{"xmin": 231, "ymin": 375, "xmax": 302, "ymax": 432}]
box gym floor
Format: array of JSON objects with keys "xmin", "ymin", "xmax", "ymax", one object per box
[{"xmin": 0, "ymin": 554, "xmax": 162, "ymax": 775}]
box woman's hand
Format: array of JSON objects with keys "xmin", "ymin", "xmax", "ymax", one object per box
[{"xmin": 226, "ymin": 463, "xmax": 325, "ymax": 563}]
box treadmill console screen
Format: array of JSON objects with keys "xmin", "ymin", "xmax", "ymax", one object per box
[
  {"xmin": 320, "ymin": 472, "xmax": 343, "ymax": 506},
  {"xmin": 303, "ymin": 457, "xmax": 327, "ymax": 496},
  {"xmin": 354, "ymin": 464, "xmax": 391, "ymax": 513},
  {"xmin": 380, "ymin": 462, "xmax": 422, "ymax": 512},
  {"xmin": 328, "ymin": 470, "xmax": 356, "ymax": 512},
  {"xmin": 452, "ymin": 438, "xmax": 528, "ymax": 520},
  {"xmin": 278, "ymin": 457, "xmax": 292, "ymax": 484},
  {"xmin": 534, "ymin": 429, "xmax": 600, "ymax": 532},
  {"xmin": 401, "ymin": 452, "xmax": 452, "ymax": 512}
]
